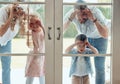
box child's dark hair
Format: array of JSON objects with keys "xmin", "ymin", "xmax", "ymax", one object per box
[{"xmin": 75, "ymin": 34, "xmax": 87, "ymax": 42}]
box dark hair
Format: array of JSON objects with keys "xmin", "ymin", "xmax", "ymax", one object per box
[
  {"xmin": 74, "ymin": 0, "xmax": 87, "ymax": 10},
  {"xmin": 75, "ymin": 34, "xmax": 87, "ymax": 42}
]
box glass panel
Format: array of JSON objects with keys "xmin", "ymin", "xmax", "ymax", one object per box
[
  {"xmin": 0, "ymin": 0, "xmax": 45, "ymax": 2},
  {"xmin": 63, "ymin": 0, "xmax": 111, "ymax": 3},
  {"xmin": 63, "ymin": 5, "xmax": 111, "ymax": 54},
  {"xmin": 0, "ymin": 4, "xmax": 45, "ymax": 54},
  {"xmin": 0, "ymin": 56, "xmax": 45, "ymax": 84},
  {"xmin": 28, "ymin": 0, "xmax": 45, "ymax": 2},
  {"xmin": 62, "ymin": 56, "xmax": 111, "ymax": 84}
]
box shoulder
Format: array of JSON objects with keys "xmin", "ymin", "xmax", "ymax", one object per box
[
  {"xmin": 0, "ymin": 5, "xmax": 7, "ymax": 12},
  {"xmin": 68, "ymin": 48, "xmax": 78, "ymax": 54},
  {"xmin": 85, "ymin": 48, "xmax": 94, "ymax": 54},
  {"xmin": 0, "ymin": 5, "xmax": 8, "ymax": 19}
]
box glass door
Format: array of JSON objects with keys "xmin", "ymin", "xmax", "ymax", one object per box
[
  {"xmin": 112, "ymin": 0, "xmax": 120, "ymax": 83},
  {"xmin": 0, "ymin": 0, "xmax": 54, "ymax": 84},
  {"xmin": 55, "ymin": 0, "xmax": 112, "ymax": 84}
]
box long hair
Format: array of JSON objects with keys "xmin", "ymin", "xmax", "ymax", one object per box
[{"xmin": 29, "ymin": 14, "xmax": 45, "ymax": 35}]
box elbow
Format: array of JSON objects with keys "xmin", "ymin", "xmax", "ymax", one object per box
[
  {"xmin": 94, "ymin": 50, "xmax": 99, "ymax": 54},
  {"xmin": 65, "ymin": 49, "xmax": 69, "ymax": 54},
  {"xmin": 102, "ymin": 33, "xmax": 108, "ymax": 39},
  {"xmin": 65, "ymin": 50, "xmax": 68, "ymax": 54},
  {"xmin": 0, "ymin": 32, "xmax": 4, "ymax": 37},
  {"xmin": 95, "ymin": 50, "xmax": 99, "ymax": 54},
  {"xmin": 101, "ymin": 29, "xmax": 109, "ymax": 39}
]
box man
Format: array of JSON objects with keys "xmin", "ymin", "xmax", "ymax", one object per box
[
  {"xmin": 63, "ymin": 0, "xmax": 109, "ymax": 84},
  {"xmin": 0, "ymin": 2, "xmax": 25, "ymax": 84}
]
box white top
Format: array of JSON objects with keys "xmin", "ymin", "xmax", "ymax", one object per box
[
  {"xmin": 0, "ymin": 5, "xmax": 20, "ymax": 46},
  {"xmin": 64, "ymin": 6, "xmax": 110, "ymax": 38},
  {"xmin": 72, "ymin": 57, "xmax": 88, "ymax": 76}
]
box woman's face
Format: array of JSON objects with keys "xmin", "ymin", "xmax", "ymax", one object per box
[{"xmin": 13, "ymin": 7, "xmax": 25, "ymax": 17}]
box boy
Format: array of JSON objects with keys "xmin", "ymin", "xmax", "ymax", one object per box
[{"xmin": 65, "ymin": 34, "xmax": 98, "ymax": 84}]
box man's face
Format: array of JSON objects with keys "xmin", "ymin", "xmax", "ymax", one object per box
[{"xmin": 76, "ymin": 9, "xmax": 88, "ymax": 23}]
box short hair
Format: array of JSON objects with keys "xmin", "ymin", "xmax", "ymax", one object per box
[
  {"xmin": 75, "ymin": 34, "xmax": 87, "ymax": 42},
  {"xmin": 74, "ymin": 0, "xmax": 87, "ymax": 10}
]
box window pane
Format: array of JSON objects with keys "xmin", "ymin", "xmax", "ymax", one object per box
[
  {"xmin": 62, "ymin": 56, "xmax": 111, "ymax": 84},
  {"xmin": 0, "ymin": 4, "xmax": 45, "ymax": 54},
  {"xmin": 63, "ymin": 0, "xmax": 111, "ymax": 3},
  {"xmin": 0, "ymin": 56, "xmax": 45, "ymax": 84},
  {"xmin": 0, "ymin": 0, "xmax": 45, "ymax": 2},
  {"xmin": 63, "ymin": 5, "xmax": 111, "ymax": 54}
]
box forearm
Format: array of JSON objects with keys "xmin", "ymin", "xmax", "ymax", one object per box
[
  {"xmin": 0, "ymin": 17, "xmax": 12, "ymax": 36},
  {"xmin": 65, "ymin": 43, "xmax": 76, "ymax": 53},
  {"xmin": 94, "ymin": 20, "xmax": 108, "ymax": 38},
  {"xmin": 63, "ymin": 20, "xmax": 71, "ymax": 33},
  {"xmin": 89, "ymin": 45, "xmax": 98, "ymax": 54}
]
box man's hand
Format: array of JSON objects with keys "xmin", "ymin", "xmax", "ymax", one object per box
[
  {"xmin": 84, "ymin": 8, "xmax": 96, "ymax": 21},
  {"xmin": 69, "ymin": 9, "xmax": 79, "ymax": 21}
]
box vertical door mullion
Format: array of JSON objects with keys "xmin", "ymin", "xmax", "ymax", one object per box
[
  {"xmin": 112, "ymin": 0, "xmax": 120, "ymax": 83},
  {"xmin": 55, "ymin": 0, "xmax": 63, "ymax": 84},
  {"xmin": 45, "ymin": 0, "xmax": 55, "ymax": 84}
]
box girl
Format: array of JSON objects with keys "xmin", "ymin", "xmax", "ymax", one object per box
[{"xmin": 25, "ymin": 14, "xmax": 45, "ymax": 84}]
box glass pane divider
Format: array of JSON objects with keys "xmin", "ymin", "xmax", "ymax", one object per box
[
  {"xmin": 0, "ymin": 53, "xmax": 45, "ymax": 56},
  {"xmin": 63, "ymin": 3, "xmax": 112, "ymax": 5},
  {"xmin": 0, "ymin": 2, "xmax": 46, "ymax": 4},
  {"xmin": 63, "ymin": 53, "xmax": 111, "ymax": 56}
]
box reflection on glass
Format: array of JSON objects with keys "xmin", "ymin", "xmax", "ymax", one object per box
[
  {"xmin": 62, "ymin": 57, "xmax": 111, "ymax": 84},
  {"xmin": 63, "ymin": 0, "xmax": 111, "ymax": 3},
  {"xmin": 63, "ymin": 5, "xmax": 111, "ymax": 54}
]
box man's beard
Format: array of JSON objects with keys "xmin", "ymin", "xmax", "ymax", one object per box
[{"xmin": 80, "ymin": 18, "xmax": 88, "ymax": 23}]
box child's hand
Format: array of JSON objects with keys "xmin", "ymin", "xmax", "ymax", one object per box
[{"xmin": 85, "ymin": 41, "xmax": 91, "ymax": 47}]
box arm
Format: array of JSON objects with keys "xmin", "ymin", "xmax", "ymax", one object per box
[
  {"xmin": 0, "ymin": 5, "xmax": 16, "ymax": 36},
  {"xmin": 0, "ymin": 13, "xmax": 13, "ymax": 36},
  {"xmin": 86, "ymin": 8, "xmax": 108, "ymax": 38},
  {"xmin": 93, "ymin": 19, "xmax": 108, "ymax": 38},
  {"xmin": 86, "ymin": 42, "xmax": 98, "ymax": 54},
  {"xmin": 63, "ymin": 10, "xmax": 78, "ymax": 33},
  {"xmin": 65, "ymin": 43, "xmax": 76, "ymax": 53}
]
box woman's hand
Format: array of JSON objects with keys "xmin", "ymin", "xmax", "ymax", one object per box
[{"xmin": 9, "ymin": 4, "xmax": 19, "ymax": 18}]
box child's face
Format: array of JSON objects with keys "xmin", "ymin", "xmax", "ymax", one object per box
[
  {"xmin": 75, "ymin": 40, "xmax": 87, "ymax": 50},
  {"xmin": 29, "ymin": 17, "xmax": 41, "ymax": 32}
]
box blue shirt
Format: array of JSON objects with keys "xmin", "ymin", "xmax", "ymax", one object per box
[{"xmin": 68, "ymin": 48, "xmax": 94, "ymax": 77}]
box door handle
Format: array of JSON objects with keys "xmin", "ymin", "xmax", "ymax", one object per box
[
  {"xmin": 57, "ymin": 27, "xmax": 61, "ymax": 40},
  {"xmin": 48, "ymin": 27, "xmax": 52, "ymax": 40}
]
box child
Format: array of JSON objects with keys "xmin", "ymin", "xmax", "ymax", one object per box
[
  {"xmin": 25, "ymin": 14, "xmax": 45, "ymax": 84},
  {"xmin": 65, "ymin": 34, "xmax": 98, "ymax": 84}
]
